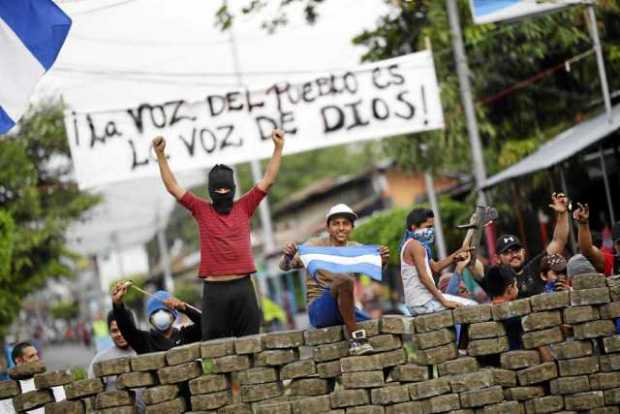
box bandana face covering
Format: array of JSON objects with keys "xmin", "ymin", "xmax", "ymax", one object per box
[
  {"xmin": 208, "ymin": 165, "xmax": 236, "ymax": 214},
  {"xmin": 150, "ymin": 310, "xmax": 174, "ymax": 332},
  {"xmin": 400, "ymin": 227, "xmax": 435, "ymax": 259}
]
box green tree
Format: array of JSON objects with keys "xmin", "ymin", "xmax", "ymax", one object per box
[
  {"xmin": 50, "ymin": 300, "xmax": 79, "ymax": 321},
  {"xmin": 0, "ymin": 102, "xmax": 100, "ymax": 336}
]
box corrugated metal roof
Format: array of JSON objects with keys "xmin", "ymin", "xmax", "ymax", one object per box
[{"xmin": 483, "ymin": 105, "xmax": 620, "ymax": 189}]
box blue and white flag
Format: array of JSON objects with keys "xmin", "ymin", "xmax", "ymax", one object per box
[
  {"xmin": 0, "ymin": 0, "xmax": 72, "ymax": 134},
  {"xmin": 469, "ymin": 0, "xmax": 577, "ymax": 25},
  {"xmin": 298, "ymin": 245, "xmax": 383, "ymax": 282}
]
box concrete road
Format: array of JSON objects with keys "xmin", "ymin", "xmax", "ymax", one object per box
[{"xmin": 41, "ymin": 342, "xmax": 96, "ymax": 371}]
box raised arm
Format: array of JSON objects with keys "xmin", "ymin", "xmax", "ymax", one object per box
[
  {"xmin": 257, "ymin": 129, "xmax": 285, "ymax": 193},
  {"xmin": 574, "ymin": 203, "xmax": 606, "ymax": 272},
  {"xmin": 430, "ymin": 245, "xmax": 471, "ymax": 275},
  {"xmin": 153, "ymin": 136, "xmax": 186, "ymax": 200},
  {"xmin": 111, "ymin": 282, "xmax": 148, "ymax": 353},
  {"xmin": 546, "ymin": 192, "xmax": 569, "ymax": 255}
]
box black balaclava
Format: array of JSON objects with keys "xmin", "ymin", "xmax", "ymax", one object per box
[{"xmin": 208, "ymin": 164, "xmax": 236, "ymax": 214}]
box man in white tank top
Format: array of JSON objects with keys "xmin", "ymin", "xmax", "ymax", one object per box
[{"xmin": 400, "ymin": 208, "xmax": 476, "ymax": 315}]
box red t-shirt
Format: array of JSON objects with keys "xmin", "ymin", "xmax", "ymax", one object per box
[{"xmin": 179, "ymin": 186, "xmax": 266, "ymax": 277}]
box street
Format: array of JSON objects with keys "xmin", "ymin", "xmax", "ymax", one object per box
[{"xmin": 41, "ymin": 342, "xmax": 96, "ymax": 372}]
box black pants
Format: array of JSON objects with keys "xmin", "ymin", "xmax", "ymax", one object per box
[{"xmin": 201, "ymin": 276, "xmax": 261, "ymax": 340}]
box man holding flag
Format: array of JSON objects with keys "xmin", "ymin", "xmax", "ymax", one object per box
[{"xmin": 280, "ymin": 204, "xmax": 389, "ymax": 355}]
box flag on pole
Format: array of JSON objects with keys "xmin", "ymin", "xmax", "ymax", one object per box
[
  {"xmin": 298, "ymin": 245, "xmax": 383, "ymax": 282},
  {"xmin": 469, "ymin": 0, "xmax": 579, "ymax": 25},
  {"xmin": 0, "ymin": 0, "xmax": 72, "ymax": 134}
]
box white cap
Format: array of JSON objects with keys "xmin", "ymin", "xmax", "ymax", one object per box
[{"xmin": 325, "ymin": 204, "xmax": 358, "ymax": 223}]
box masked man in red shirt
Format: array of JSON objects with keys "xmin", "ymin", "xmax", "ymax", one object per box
[{"xmin": 153, "ymin": 129, "xmax": 284, "ymax": 339}]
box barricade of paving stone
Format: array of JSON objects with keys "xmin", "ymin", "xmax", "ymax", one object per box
[{"xmin": 5, "ymin": 281, "xmax": 620, "ymax": 413}]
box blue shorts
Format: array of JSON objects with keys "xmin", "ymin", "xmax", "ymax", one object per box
[{"xmin": 308, "ymin": 288, "xmax": 370, "ymax": 328}]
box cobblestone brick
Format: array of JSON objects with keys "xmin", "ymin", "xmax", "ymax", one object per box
[
  {"xmin": 290, "ymin": 395, "xmax": 331, "ymax": 414},
  {"xmin": 523, "ymin": 395, "xmax": 563, "ymax": 414},
  {"xmin": 549, "ymin": 375, "xmax": 591, "ymax": 394},
  {"xmin": 476, "ymin": 400, "xmax": 523, "ymax": 414},
  {"xmin": 490, "ymin": 368, "xmax": 517, "ymax": 387},
  {"xmin": 165, "ymin": 343, "xmax": 201, "ymax": 366},
  {"xmin": 602, "ymin": 335, "xmax": 620, "ymax": 353},
  {"xmin": 437, "ymin": 356, "xmax": 479, "ymax": 377},
  {"xmin": 412, "ymin": 328, "xmax": 455, "ymax": 350},
  {"xmin": 130, "ymin": 351, "xmax": 166, "ymax": 371},
  {"xmin": 142, "ymin": 384, "xmax": 178, "ymax": 405},
  {"xmin": 390, "ymin": 364, "xmax": 429, "ymax": 382},
  {"xmin": 188, "ymin": 374, "xmax": 228, "ymax": 394},
  {"xmin": 469, "ymin": 322, "xmax": 505, "ymax": 339},
  {"xmin": 341, "ymin": 355, "xmax": 382, "ymax": 373},
  {"xmin": 570, "ymin": 287, "xmax": 611, "ymax": 306},
  {"xmin": 144, "ymin": 397, "xmax": 185, "ymax": 414},
  {"xmin": 453, "ymin": 304, "xmax": 492, "ymax": 324},
  {"xmin": 415, "ymin": 342, "xmax": 458, "ymax": 365},
  {"xmin": 601, "ymin": 354, "xmax": 620, "ymax": 371},
  {"xmin": 191, "ymin": 390, "xmax": 231, "ymax": 410},
  {"xmin": 501, "ymin": 351, "xmax": 541, "ymax": 370},
  {"xmin": 550, "ymin": 340, "xmax": 593, "ymax": 360},
  {"xmin": 234, "ymin": 334, "xmax": 264, "ymax": 354},
  {"xmin": 427, "ymin": 393, "xmax": 460, "ymax": 413},
  {"xmin": 574, "ymin": 320, "xmax": 617, "ymax": 339},
  {"xmin": 290, "ymin": 378, "xmax": 331, "ymax": 396},
  {"xmin": 517, "ymin": 362, "xmax": 558, "ymax": 386},
  {"xmin": 413, "ymin": 311, "xmax": 454, "ymax": 333},
  {"xmin": 33, "ymin": 370, "xmax": 72, "ymax": 389},
  {"xmin": 313, "ymin": 341, "xmax": 349, "ymax": 362},
  {"xmin": 521, "ymin": 311, "xmax": 562, "ymax": 332},
  {"xmin": 212, "ymin": 355, "xmax": 251, "ymax": 373},
  {"xmin": 369, "ymin": 335, "xmax": 402, "ymax": 352},
  {"xmin": 409, "ymin": 378, "xmax": 451, "ymax": 400},
  {"xmin": 448, "ymin": 369, "xmax": 494, "ymax": 393},
  {"xmin": 590, "ymin": 372, "xmax": 620, "ymax": 390},
  {"xmin": 116, "ymin": 371, "xmax": 156, "ymax": 389},
  {"xmin": 95, "ymin": 390, "xmax": 133, "ymax": 409},
  {"xmin": 381, "ymin": 315, "xmax": 414, "ymax": 334},
  {"xmin": 563, "ymin": 305, "xmax": 600, "ymax": 324},
  {"xmin": 522, "ymin": 326, "xmax": 564, "ymax": 349},
  {"xmin": 330, "ymin": 389, "xmax": 369, "ymax": 408},
  {"xmin": 384, "ymin": 400, "xmax": 430, "ymax": 414},
  {"xmin": 240, "ymin": 382, "xmax": 283, "ymax": 403},
  {"xmin": 529, "ymin": 291, "xmax": 569, "ymax": 312},
  {"xmin": 201, "ymin": 338, "xmax": 235, "ymax": 358},
  {"xmin": 280, "ymin": 359, "xmax": 316, "ymax": 379},
  {"xmin": 238, "ymin": 367, "xmax": 277, "ymax": 385},
  {"xmin": 317, "ymin": 360, "xmax": 342, "ymax": 378},
  {"xmin": 572, "ymin": 273, "xmax": 607, "ymax": 290},
  {"xmin": 460, "ymin": 386, "xmax": 504, "ymax": 408},
  {"xmin": 468, "ymin": 336, "xmax": 509, "ymax": 356},
  {"xmin": 492, "ymin": 299, "xmax": 531, "ymax": 320},
  {"xmin": 558, "ymin": 356, "xmax": 599, "ymax": 376},
  {"xmin": 44, "ymin": 399, "xmax": 84, "ymax": 414},
  {"xmin": 157, "ymin": 361, "xmax": 202, "ymax": 384},
  {"xmin": 263, "ymin": 330, "xmax": 304, "ymax": 349},
  {"xmin": 64, "ymin": 378, "xmax": 104, "ymax": 400},
  {"xmin": 564, "ymin": 390, "xmax": 604, "ymax": 410},
  {"xmin": 8, "ymin": 361, "xmax": 45, "ymax": 380},
  {"xmin": 370, "ymin": 384, "xmax": 410, "ymax": 405},
  {"xmin": 93, "ymin": 357, "xmax": 131, "ymax": 377},
  {"xmin": 255, "ymin": 349, "xmax": 298, "ymax": 366},
  {"xmin": 0, "ymin": 380, "xmax": 19, "ymax": 399},
  {"xmin": 342, "ymin": 371, "xmax": 384, "ymax": 389},
  {"xmin": 503, "ymin": 386, "xmax": 545, "ymax": 401},
  {"xmin": 304, "ymin": 326, "xmax": 343, "ymax": 346},
  {"xmin": 600, "ymin": 301, "xmax": 620, "ymax": 319},
  {"xmin": 13, "ymin": 389, "xmax": 53, "ymax": 411}
]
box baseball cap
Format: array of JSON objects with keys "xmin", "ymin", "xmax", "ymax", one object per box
[
  {"xmin": 326, "ymin": 204, "xmax": 358, "ymax": 224},
  {"xmin": 496, "ymin": 234, "xmax": 523, "ymax": 254}
]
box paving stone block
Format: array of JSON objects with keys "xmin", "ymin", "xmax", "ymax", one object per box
[
  {"xmin": 564, "ymin": 391, "xmax": 604, "ymax": 410},
  {"xmin": 342, "ymin": 371, "xmax": 384, "ymax": 389},
  {"xmin": 453, "ymin": 305, "xmax": 492, "ymax": 324},
  {"xmin": 188, "ymin": 374, "xmax": 228, "ymax": 394},
  {"xmin": 219, "ymin": 402, "xmax": 252, "ymax": 414},
  {"xmin": 549, "ymin": 375, "xmax": 591, "ymax": 394},
  {"xmin": 237, "ymin": 367, "xmax": 277, "ymax": 385},
  {"xmin": 376, "ymin": 349, "xmax": 407, "ymax": 368},
  {"xmin": 190, "ymin": 390, "xmax": 231, "ymax": 410},
  {"xmin": 313, "ymin": 341, "xmax": 349, "ymax": 362},
  {"xmin": 522, "ymin": 326, "xmax": 564, "ymax": 349},
  {"xmin": 604, "ymin": 387, "xmax": 620, "ymax": 405},
  {"xmin": 165, "ymin": 342, "xmax": 201, "ymax": 366},
  {"xmin": 437, "ymin": 356, "xmax": 478, "ymax": 377},
  {"xmin": 370, "ymin": 384, "xmax": 410, "ymax": 405},
  {"xmin": 550, "ymin": 340, "xmax": 593, "ymax": 360},
  {"xmin": 490, "ymin": 368, "xmax": 517, "ymax": 387},
  {"xmin": 280, "ymin": 359, "xmax": 316, "ymax": 379},
  {"xmin": 234, "ymin": 334, "xmax": 264, "ymax": 354},
  {"xmin": 116, "ymin": 371, "xmax": 156, "ymax": 389},
  {"xmin": 253, "ymin": 400, "xmax": 292, "ymax": 414},
  {"xmin": 64, "ymin": 378, "xmax": 104, "ymax": 400},
  {"xmin": 13, "ymin": 389, "xmax": 53, "ymax": 411},
  {"xmin": 476, "ymin": 400, "xmax": 523, "ymax": 414},
  {"xmin": 142, "ymin": 384, "xmax": 179, "ymax": 405},
  {"xmin": 503, "ymin": 386, "xmax": 545, "ymax": 401},
  {"xmin": 317, "ymin": 360, "xmax": 342, "ymax": 378},
  {"xmin": 290, "ymin": 395, "xmax": 332, "ymax": 414},
  {"xmin": 290, "ymin": 378, "xmax": 331, "ymax": 396},
  {"xmin": 601, "ymin": 354, "xmax": 620, "ymax": 371},
  {"xmin": 130, "ymin": 351, "xmax": 166, "ymax": 371},
  {"xmin": 368, "ymin": 335, "xmax": 402, "ymax": 352},
  {"xmin": 460, "ymin": 386, "xmax": 504, "ymax": 408},
  {"xmin": 468, "ymin": 322, "xmax": 505, "ymax": 339},
  {"xmin": 588, "ymin": 407, "xmax": 620, "ymax": 414},
  {"xmin": 33, "ymin": 370, "xmax": 72, "ymax": 389},
  {"xmin": 492, "ymin": 299, "xmax": 531, "ymax": 320},
  {"xmin": 574, "ymin": 320, "xmax": 617, "ymax": 339},
  {"xmin": 8, "ymin": 361, "xmax": 46, "ymax": 380},
  {"xmin": 428, "ymin": 393, "xmax": 460, "ymax": 413},
  {"xmin": 255, "ymin": 349, "xmax": 298, "ymax": 366},
  {"xmin": 529, "ymin": 291, "xmax": 570, "ymax": 312},
  {"xmin": 211, "ymin": 354, "xmax": 251, "ymax": 373},
  {"xmin": 521, "ymin": 311, "xmax": 562, "ymax": 332},
  {"xmin": 44, "ymin": 399, "xmax": 84, "ymax": 414},
  {"xmin": 356, "ymin": 320, "xmax": 381, "ymax": 337},
  {"xmin": 144, "ymin": 397, "xmax": 185, "ymax": 414},
  {"xmin": 384, "ymin": 400, "xmax": 430, "ymax": 414},
  {"xmin": 602, "ymin": 335, "xmax": 620, "ymax": 353},
  {"xmin": 200, "ymin": 337, "xmax": 235, "ymax": 358},
  {"xmin": 501, "ymin": 351, "xmax": 541, "ymax": 370},
  {"xmin": 380, "ymin": 315, "xmax": 414, "ymax": 334},
  {"xmin": 0, "ymin": 380, "xmax": 19, "ymax": 399},
  {"xmin": 263, "ymin": 330, "xmax": 304, "ymax": 349},
  {"xmin": 572, "ymin": 273, "xmax": 607, "ymax": 290},
  {"xmin": 563, "ymin": 305, "xmax": 600, "ymax": 324},
  {"xmin": 523, "ymin": 395, "xmax": 563, "ymax": 414},
  {"xmin": 304, "ymin": 326, "xmax": 344, "ymax": 346},
  {"xmin": 157, "ymin": 361, "xmax": 202, "ymax": 384},
  {"xmin": 330, "ymin": 389, "xmax": 370, "ymax": 408},
  {"xmin": 571, "ymin": 288, "xmax": 611, "ymax": 306},
  {"xmin": 467, "ymin": 336, "xmax": 509, "ymax": 356},
  {"xmin": 98, "ymin": 405, "xmax": 136, "ymax": 414},
  {"xmin": 411, "ymin": 328, "xmax": 455, "ymax": 350},
  {"xmin": 448, "ymin": 369, "xmax": 494, "ymax": 393},
  {"xmin": 517, "ymin": 362, "xmax": 558, "ymax": 385},
  {"xmin": 93, "ymin": 357, "xmax": 131, "ymax": 377},
  {"xmin": 95, "ymin": 390, "xmax": 133, "ymax": 409},
  {"xmin": 240, "ymin": 381, "xmax": 283, "ymax": 403},
  {"xmin": 413, "ymin": 311, "xmax": 454, "ymax": 333},
  {"xmin": 600, "ymin": 301, "xmax": 620, "ymax": 319},
  {"xmin": 346, "ymin": 405, "xmax": 384, "ymax": 414},
  {"xmin": 390, "ymin": 364, "xmax": 429, "ymax": 383},
  {"xmin": 409, "ymin": 378, "xmax": 451, "ymax": 400},
  {"xmin": 341, "ymin": 355, "xmax": 382, "ymax": 373},
  {"xmin": 590, "ymin": 372, "xmax": 620, "ymax": 390},
  {"xmin": 558, "ymin": 356, "xmax": 599, "ymax": 376}
]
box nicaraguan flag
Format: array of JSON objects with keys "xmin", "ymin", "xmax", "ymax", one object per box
[
  {"xmin": 298, "ymin": 245, "xmax": 383, "ymax": 282},
  {"xmin": 0, "ymin": 0, "xmax": 72, "ymax": 134}
]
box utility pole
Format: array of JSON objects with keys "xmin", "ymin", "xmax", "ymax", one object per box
[{"xmin": 156, "ymin": 212, "xmax": 174, "ymax": 292}]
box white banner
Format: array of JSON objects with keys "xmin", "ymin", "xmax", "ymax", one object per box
[
  {"xmin": 469, "ymin": 0, "xmax": 582, "ymax": 25},
  {"xmin": 65, "ymin": 51, "xmax": 444, "ymax": 189}
]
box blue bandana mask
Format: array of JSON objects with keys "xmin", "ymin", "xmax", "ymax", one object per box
[{"xmin": 400, "ymin": 227, "xmax": 435, "ymax": 259}]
